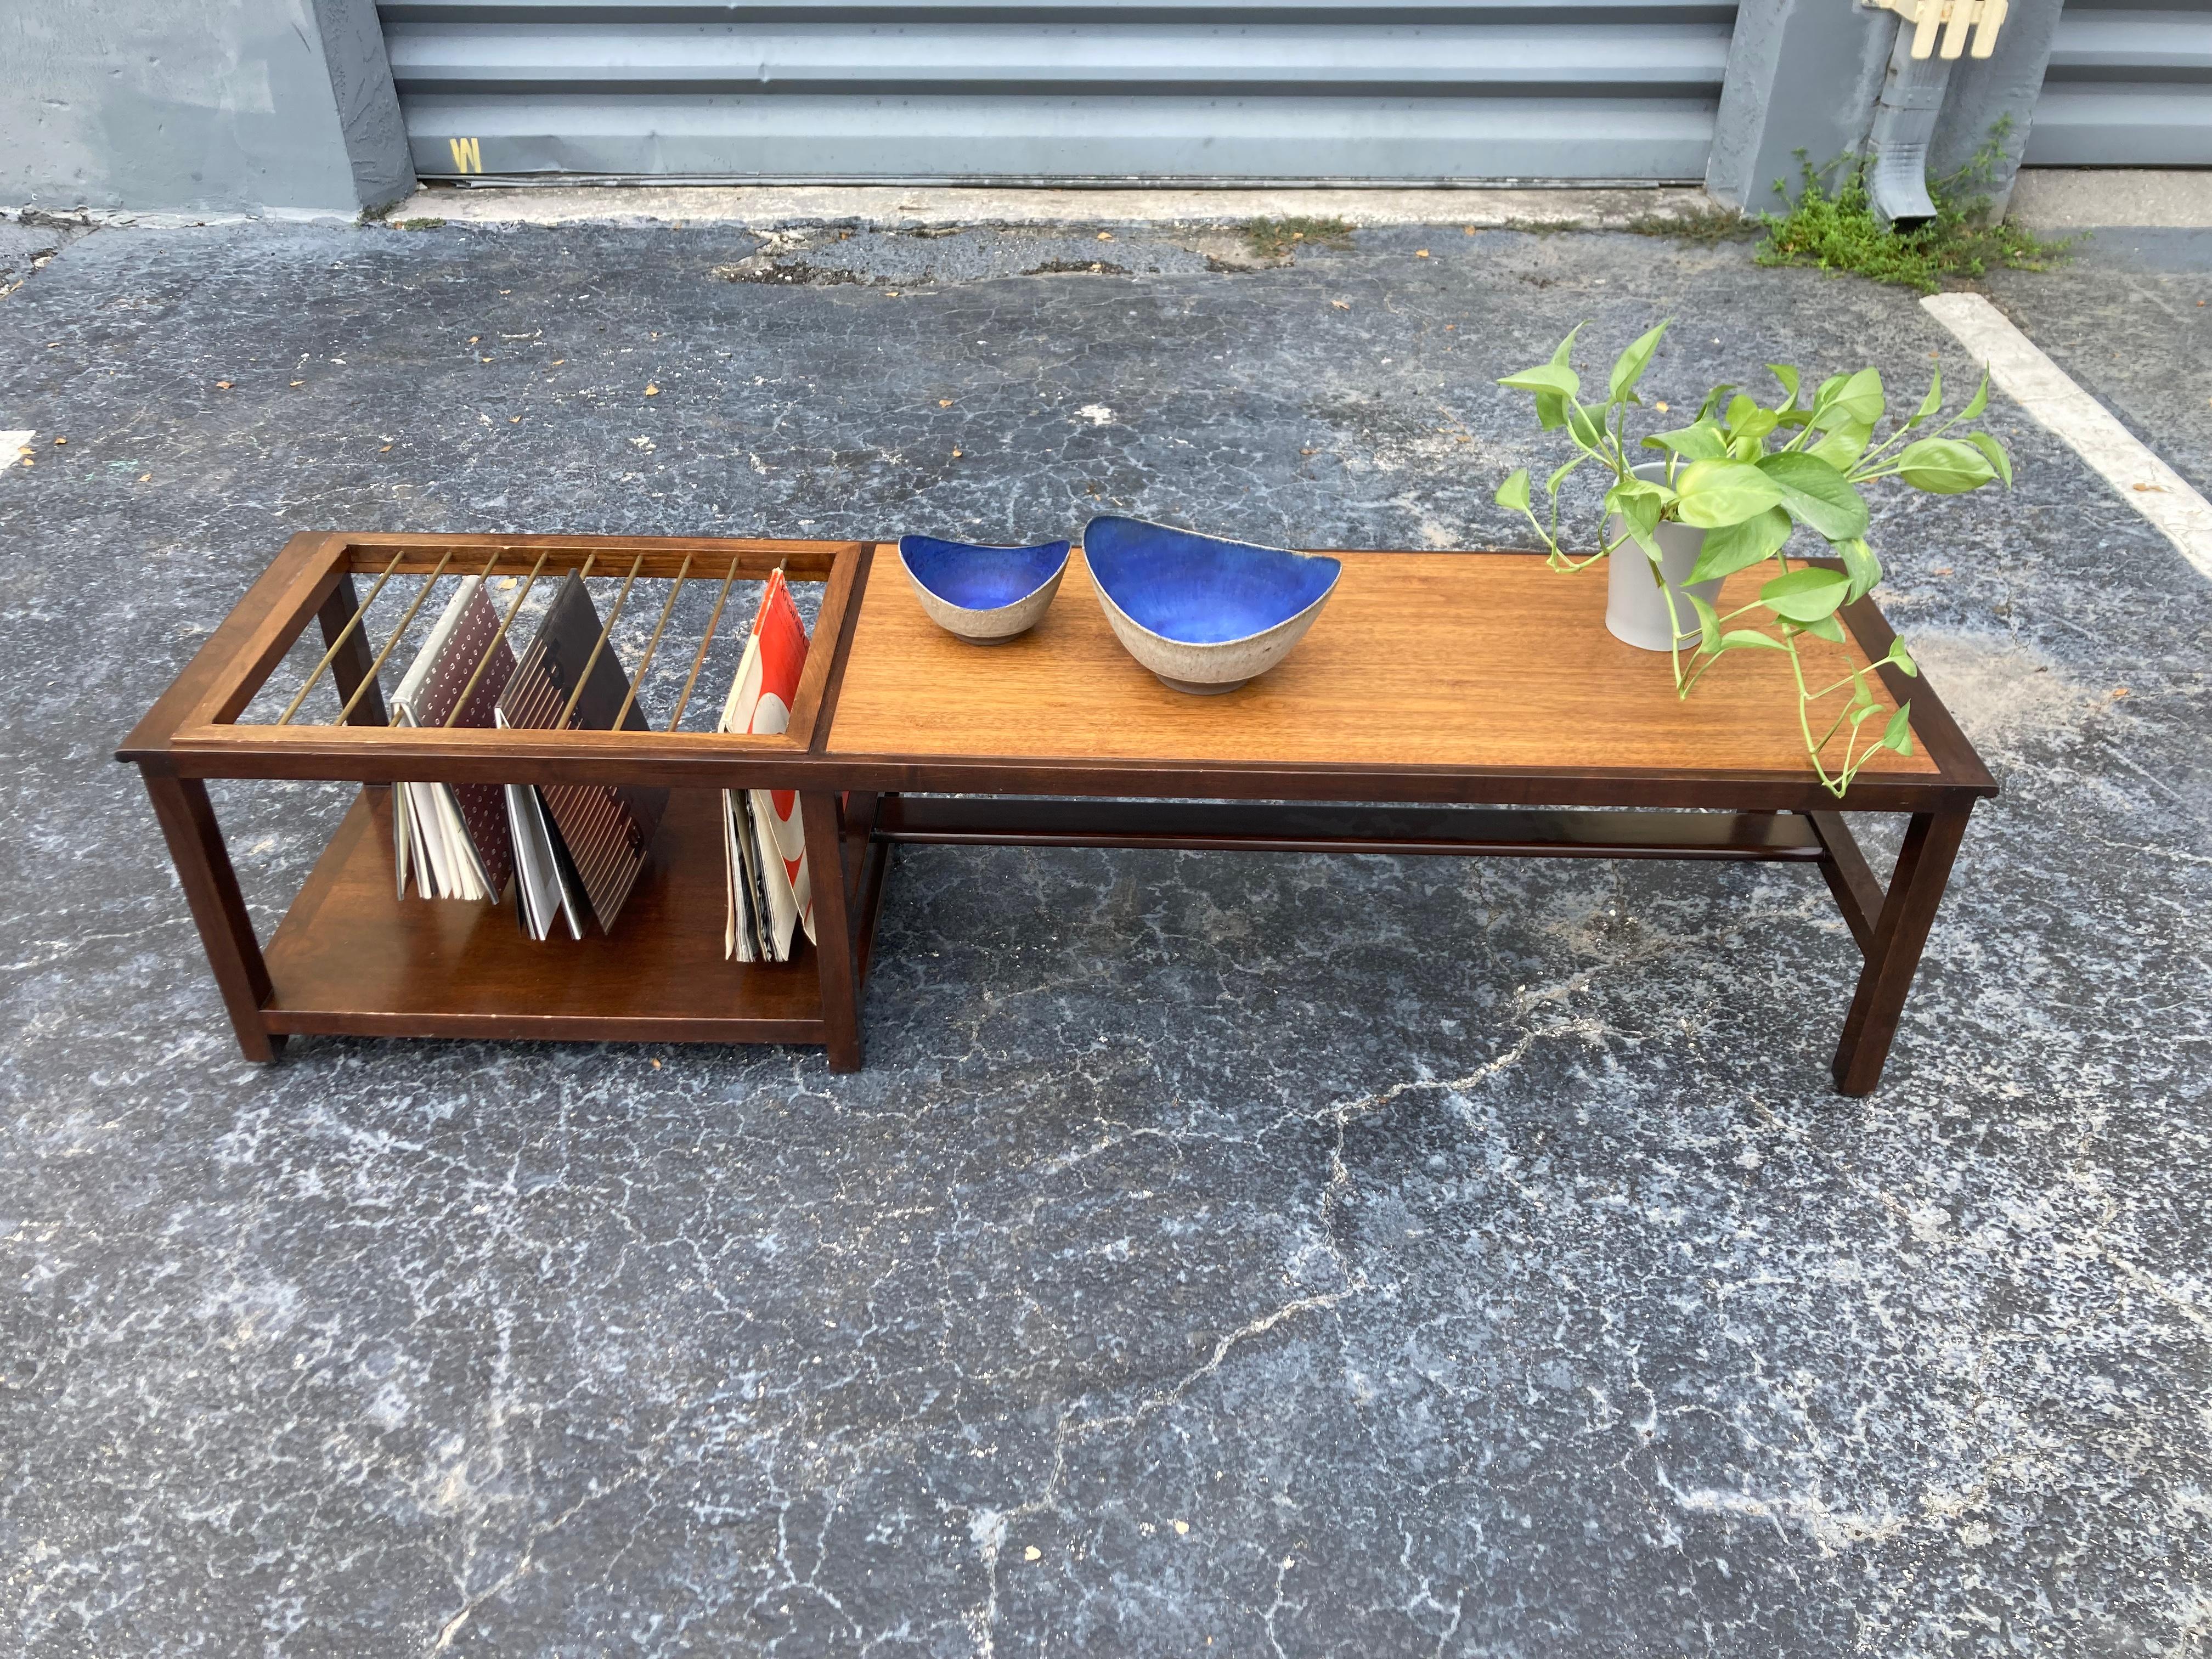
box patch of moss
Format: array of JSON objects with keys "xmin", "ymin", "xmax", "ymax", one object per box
[
  {"xmin": 1624, "ymin": 204, "xmax": 1754, "ymax": 244},
  {"xmin": 1243, "ymin": 216, "xmax": 1353, "ymax": 258}
]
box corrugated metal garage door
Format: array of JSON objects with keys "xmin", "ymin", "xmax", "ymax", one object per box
[
  {"xmin": 2025, "ymin": 0, "xmax": 2212, "ymax": 165},
  {"xmin": 381, "ymin": 0, "xmax": 1736, "ymax": 183}
]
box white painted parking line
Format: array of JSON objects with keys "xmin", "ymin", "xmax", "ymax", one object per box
[
  {"xmin": 1922, "ymin": 291, "xmax": 2212, "ymax": 583},
  {"xmin": 2, "ymin": 430, "xmax": 33, "ymax": 469}
]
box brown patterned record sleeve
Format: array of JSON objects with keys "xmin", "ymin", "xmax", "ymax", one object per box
[
  {"xmin": 498, "ymin": 576, "xmax": 664, "ymax": 932},
  {"xmin": 416, "ymin": 585, "xmax": 517, "ymax": 896}
]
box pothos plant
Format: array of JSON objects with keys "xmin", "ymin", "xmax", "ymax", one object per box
[{"xmin": 1492, "ymin": 320, "xmax": 2012, "ymax": 796}]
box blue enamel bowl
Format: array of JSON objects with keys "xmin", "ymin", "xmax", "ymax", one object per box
[
  {"xmin": 897, "ymin": 534, "xmax": 1071, "ymax": 643},
  {"xmin": 1081, "ymin": 516, "xmax": 1343, "ymax": 693}
]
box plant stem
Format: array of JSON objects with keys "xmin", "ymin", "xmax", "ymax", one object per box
[
  {"xmin": 1656, "ymin": 562, "xmax": 1689, "ymax": 689},
  {"xmin": 1786, "ymin": 634, "xmax": 1848, "ymax": 797},
  {"xmin": 1678, "ymin": 648, "xmax": 1730, "ymax": 699},
  {"xmin": 1805, "ymin": 664, "xmax": 1871, "ymax": 701}
]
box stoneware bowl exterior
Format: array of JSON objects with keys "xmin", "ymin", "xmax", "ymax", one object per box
[
  {"xmin": 898, "ymin": 535, "xmax": 1071, "ymax": 644},
  {"xmin": 1082, "ymin": 515, "xmax": 1342, "ymax": 693}
]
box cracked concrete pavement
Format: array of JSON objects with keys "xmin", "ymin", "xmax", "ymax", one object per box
[{"xmin": 1, "ymin": 206, "xmax": 2208, "ymax": 1656}]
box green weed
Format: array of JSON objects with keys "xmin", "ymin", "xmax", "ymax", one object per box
[{"xmin": 1755, "ymin": 127, "xmax": 2075, "ymax": 294}]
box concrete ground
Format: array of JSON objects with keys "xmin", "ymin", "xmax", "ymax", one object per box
[
  {"xmin": 2, "ymin": 201, "xmax": 2208, "ymax": 1656},
  {"xmin": 1984, "ymin": 227, "xmax": 2212, "ymax": 503}
]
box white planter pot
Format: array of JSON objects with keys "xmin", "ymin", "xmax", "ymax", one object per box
[{"xmin": 1604, "ymin": 462, "xmax": 1723, "ymax": 653}]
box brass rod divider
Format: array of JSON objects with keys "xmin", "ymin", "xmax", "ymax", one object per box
[
  {"xmin": 444, "ymin": 549, "xmax": 550, "ymax": 727},
  {"xmin": 612, "ymin": 553, "xmax": 692, "ymax": 733},
  {"xmin": 668, "ymin": 557, "xmax": 743, "ymax": 733},
  {"xmin": 274, "ymin": 546, "xmax": 408, "ymax": 726},
  {"xmin": 341, "ymin": 550, "xmax": 454, "ymax": 724},
  {"xmin": 558, "ymin": 554, "xmax": 644, "ymax": 729}
]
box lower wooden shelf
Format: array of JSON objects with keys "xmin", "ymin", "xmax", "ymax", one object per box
[{"xmin": 261, "ymin": 788, "xmax": 827, "ymax": 1045}]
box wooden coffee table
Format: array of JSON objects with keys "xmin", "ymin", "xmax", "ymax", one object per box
[
  {"xmin": 819, "ymin": 545, "xmax": 1994, "ymax": 1095},
  {"xmin": 122, "ymin": 534, "xmax": 1994, "ymax": 1094}
]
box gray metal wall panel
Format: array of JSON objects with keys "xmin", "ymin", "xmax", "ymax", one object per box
[
  {"xmin": 381, "ymin": 0, "xmax": 1736, "ymax": 180},
  {"xmin": 2025, "ymin": 1, "xmax": 2212, "ymax": 165}
]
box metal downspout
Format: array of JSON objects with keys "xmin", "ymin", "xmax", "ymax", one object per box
[{"xmin": 1867, "ymin": 18, "xmax": 1954, "ymax": 229}]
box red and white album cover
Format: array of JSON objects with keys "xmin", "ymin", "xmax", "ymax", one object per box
[{"xmin": 718, "ymin": 571, "xmax": 815, "ymax": 958}]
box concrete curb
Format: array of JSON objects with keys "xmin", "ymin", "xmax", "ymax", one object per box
[
  {"xmin": 382, "ymin": 183, "xmax": 1724, "ymax": 233},
  {"xmin": 2006, "ymin": 170, "xmax": 2212, "ymax": 233},
  {"xmin": 4, "ymin": 204, "xmax": 364, "ymax": 229}
]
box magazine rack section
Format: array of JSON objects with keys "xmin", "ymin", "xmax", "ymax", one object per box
[{"xmin": 117, "ymin": 533, "xmax": 882, "ymax": 1070}]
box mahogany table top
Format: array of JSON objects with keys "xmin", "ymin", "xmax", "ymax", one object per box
[{"xmin": 826, "ymin": 547, "xmax": 1968, "ymax": 796}]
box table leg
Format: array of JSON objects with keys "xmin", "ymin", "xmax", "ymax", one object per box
[
  {"xmin": 1831, "ymin": 804, "xmax": 1973, "ymax": 1095},
  {"xmin": 802, "ymin": 791, "xmax": 862, "ymax": 1073},
  {"xmin": 141, "ymin": 767, "xmax": 283, "ymax": 1063},
  {"xmin": 841, "ymin": 791, "xmax": 879, "ymax": 906},
  {"xmin": 1805, "ymin": 810, "xmax": 1883, "ymax": 957},
  {"xmin": 853, "ymin": 802, "xmax": 893, "ymax": 988}
]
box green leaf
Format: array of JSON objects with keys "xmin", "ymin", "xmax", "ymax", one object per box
[
  {"xmin": 1725, "ymin": 393, "xmax": 1759, "ymax": 431},
  {"xmin": 1608, "ymin": 480, "xmax": 1663, "ymax": 534},
  {"xmin": 1719, "ymin": 629, "xmax": 1789, "ymax": 651},
  {"xmin": 1687, "ymin": 505, "xmax": 1792, "ymax": 583},
  {"xmin": 1759, "ymin": 565, "xmax": 1852, "ymax": 622},
  {"xmin": 1966, "ymin": 431, "xmax": 2013, "ymax": 487},
  {"xmin": 1812, "ymin": 372, "xmax": 1846, "ymax": 405},
  {"xmin": 1813, "ymin": 366, "xmax": 1885, "ymax": 431},
  {"xmin": 1687, "ymin": 591, "xmax": 1723, "ymax": 653},
  {"xmin": 1852, "ymin": 674, "xmax": 1876, "ymax": 708},
  {"xmin": 1735, "ymin": 408, "xmax": 1780, "ymax": 445},
  {"xmin": 1567, "ymin": 400, "xmax": 1606, "ymax": 448},
  {"xmin": 1605, "ymin": 480, "xmax": 1664, "ymax": 559},
  {"xmin": 1886, "ymin": 638, "xmax": 1918, "ymax": 678},
  {"xmin": 1696, "ymin": 383, "xmax": 1738, "ymax": 421},
  {"xmin": 1672, "ymin": 458, "xmax": 1785, "ymax": 528},
  {"xmin": 1503, "ymin": 325, "xmax": 1588, "ymax": 414},
  {"xmin": 1767, "ymin": 363, "xmax": 1801, "ymax": 408},
  {"xmin": 1499, "ymin": 361, "xmax": 1581, "ymax": 400},
  {"xmin": 1882, "ymin": 703, "xmax": 1915, "ymax": 754},
  {"xmin": 1640, "ymin": 420, "xmax": 1730, "ymax": 462},
  {"xmin": 1895, "ymin": 436, "xmax": 1997, "ymax": 494},
  {"xmin": 1959, "ymin": 367, "xmax": 1989, "ymax": 422},
  {"xmin": 1802, "ymin": 612, "xmax": 1846, "ymax": 644},
  {"xmin": 1809, "ymin": 421, "xmax": 1874, "ymax": 471},
  {"xmin": 1494, "ymin": 468, "xmax": 1531, "ymax": 513},
  {"xmin": 1906, "ymin": 366, "xmax": 1942, "ymax": 428},
  {"xmin": 1839, "ymin": 535, "xmax": 1883, "ymax": 602},
  {"xmin": 1756, "ymin": 451, "xmax": 1870, "ymax": 540},
  {"xmin": 1609, "ymin": 320, "xmax": 1669, "ymax": 402},
  {"xmin": 1546, "ymin": 455, "xmax": 1581, "ymax": 496}
]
